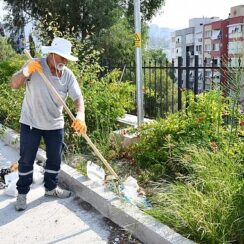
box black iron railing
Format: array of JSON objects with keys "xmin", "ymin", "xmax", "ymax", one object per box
[{"xmin": 101, "ymin": 56, "xmax": 244, "ymax": 119}]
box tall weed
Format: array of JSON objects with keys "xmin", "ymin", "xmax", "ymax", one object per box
[{"xmin": 147, "ymin": 146, "xmax": 244, "ymax": 243}]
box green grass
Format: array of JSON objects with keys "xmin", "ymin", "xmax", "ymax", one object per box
[{"xmin": 146, "ymin": 146, "xmax": 244, "ymax": 243}]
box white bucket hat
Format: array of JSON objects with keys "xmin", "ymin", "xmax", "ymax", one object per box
[{"xmin": 41, "ymin": 37, "xmax": 78, "ymax": 61}]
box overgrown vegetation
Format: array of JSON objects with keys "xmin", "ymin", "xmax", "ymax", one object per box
[
  {"xmin": 126, "ymin": 89, "xmax": 244, "ymax": 243},
  {"xmin": 146, "ymin": 146, "xmax": 244, "ymax": 243},
  {"xmin": 0, "ymin": 36, "xmax": 16, "ymax": 62}
]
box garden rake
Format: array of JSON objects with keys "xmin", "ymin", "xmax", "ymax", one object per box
[{"xmin": 24, "ymin": 49, "xmax": 119, "ymax": 181}]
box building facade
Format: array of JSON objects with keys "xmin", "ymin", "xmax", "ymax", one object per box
[
  {"xmin": 228, "ymin": 5, "xmax": 244, "ymax": 67},
  {"xmin": 171, "ymin": 5, "xmax": 244, "ymax": 90},
  {"xmin": 171, "ymin": 17, "xmax": 219, "ymax": 88}
]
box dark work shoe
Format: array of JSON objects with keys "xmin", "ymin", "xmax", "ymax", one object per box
[
  {"xmin": 15, "ymin": 194, "xmax": 27, "ymax": 211},
  {"xmin": 45, "ymin": 186, "xmax": 71, "ymax": 198}
]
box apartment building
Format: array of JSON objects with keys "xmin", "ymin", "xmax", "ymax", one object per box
[
  {"xmin": 203, "ymin": 19, "xmax": 229, "ymax": 87},
  {"xmin": 227, "ymin": 5, "xmax": 244, "ymax": 110},
  {"xmin": 203, "ymin": 20, "xmax": 229, "ymax": 66},
  {"xmin": 171, "ymin": 5, "xmax": 244, "ymax": 90},
  {"xmin": 202, "ymin": 5, "xmax": 244, "ymax": 88},
  {"xmin": 228, "ymin": 5, "xmax": 244, "ymax": 67},
  {"xmin": 171, "ymin": 17, "xmax": 219, "ymax": 88}
]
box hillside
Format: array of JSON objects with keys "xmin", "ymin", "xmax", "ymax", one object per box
[{"xmin": 147, "ymin": 24, "xmax": 175, "ymax": 59}]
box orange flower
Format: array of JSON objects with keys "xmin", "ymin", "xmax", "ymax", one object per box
[
  {"xmin": 210, "ymin": 141, "xmax": 218, "ymax": 153},
  {"xmin": 240, "ymin": 121, "xmax": 244, "ymax": 127},
  {"xmin": 196, "ymin": 117, "xmax": 204, "ymax": 123}
]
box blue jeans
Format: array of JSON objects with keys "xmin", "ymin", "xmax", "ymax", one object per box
[{"xmin": 16, "ymin": 123, "xmax": 64, "ymax": 194}]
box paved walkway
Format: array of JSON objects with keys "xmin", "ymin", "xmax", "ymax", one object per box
[{"xmin": 0, "ymin": 140, "xmax": 111, "ymax": 244}]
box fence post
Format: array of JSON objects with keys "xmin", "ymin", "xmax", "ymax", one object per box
[
  {"xmin": 186, "ymin": 53, "xmax": 190, "ymax": 108},
  {"xmin": 171, "ymin": 59, "xmax": 175, "ymax": 113},
  {"xmin": 159, "ymin": 60, "xmax": 163, "ymax": 117},
  {"xmin": 194, "ymin": 55, "xmax": 199, "ymax": 95},
  {"xmin": 149, "ymin": 60, "xmax": 152, "ymax": 117},
  {"xmin": 178, "ymin": 56, "xmax": 183, "ymax": 111},
  {"xmin": 166, "ymin": 59, "xmax": 169, "ymax": 113},
  {"xmin": 203, "ymin": 58, "xmax": 206, "ymax": 91},
  {"xmin": 211, "ymin": 57, "xmax": 215, "ymax": 89},
  {"xmin": 154, "ymin": 60, "xmax": 157, "ymax": 116},
  {"xmin": 186, "ymin": 53, "xmax": 190, "ymax": 90}
]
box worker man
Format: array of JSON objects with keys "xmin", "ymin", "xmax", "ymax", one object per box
[{"xmin": 10, "ymin": 37, "xmax": 86, "ymax": 211}]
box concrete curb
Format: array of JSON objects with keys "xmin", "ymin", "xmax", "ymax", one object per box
[{"xmin": 0, "ymin": 124, "xmax": 194, "ymax": 244}]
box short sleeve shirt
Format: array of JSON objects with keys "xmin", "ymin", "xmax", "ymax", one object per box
[{"xmin": 20, "ymin": 58, "xmax": 82, "ymax": 130}]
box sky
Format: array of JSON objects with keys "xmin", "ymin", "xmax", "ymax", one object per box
[
  {"xmin": 0, "ymin": 0, "xmax": 6, "ymax": 21},
  {"xmin": 150, "ymin": 0, "xmax": 244, "ymax": 29}
]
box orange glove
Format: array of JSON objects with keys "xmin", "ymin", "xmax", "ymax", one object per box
[
  {"xmin": 23, "ymin": 60, "xmax": 43, "ymax": 77},
  {"xmin": 71, "ymin": 119, "xmax": 87, "ymax": 135}
]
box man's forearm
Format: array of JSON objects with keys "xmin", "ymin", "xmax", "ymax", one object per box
[
  {"xmin": 74, "ymin": 96, "xmax": 85, "ymax": 121},
  {"xmin": 10, "ymin": 70, "xmax": 26, "ymax": 89}
]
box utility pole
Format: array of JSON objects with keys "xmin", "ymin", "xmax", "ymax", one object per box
[{"xmin": 134, "ymin": 0, "xmax": 144, "ymax": 126}]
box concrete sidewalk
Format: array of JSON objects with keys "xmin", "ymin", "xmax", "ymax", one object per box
[{"xmin": 0, "ymin": 140, "xmax": 110, "ymax": 244}]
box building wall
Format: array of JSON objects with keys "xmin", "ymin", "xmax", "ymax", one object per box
[
  {"xmin": 230, "ymin": 5, "xmax": 244, "ymax": 18},
  {"xmin": 209, "ymin": 19, "xmax": 229, "ymax": 64},
  {"xmin": 203, "ymin": 24, "xmax": 212, "ymax": 65},
  {"xmin": 170, "ymin": 8, "xmax": 244, "ymax": 90},
  {"xmin": 228, "ymin": 14, "xmax": 244, "ymax": 67}
]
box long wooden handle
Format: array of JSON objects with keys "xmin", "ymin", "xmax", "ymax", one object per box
[{"xmin": 24, "ymin": 50, "xmax": 119, "ymax": 179}]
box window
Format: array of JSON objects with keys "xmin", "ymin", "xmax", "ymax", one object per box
[
  {"xmin": 205, "ymin": 59, "xmax": 212, "ymax": 66},
  {"xmin": 176, "ymin": 36, "xmax": 182, "ymax": 44},
  {"xmin": 229, "ymin": 25, "xmax": 242, "ymax": 34},
  {"xmin": 205, "ymin": 44, "xmax": 211, "ymax": 51},
  {"xmin": 196, "ymin": 45, "xmax": 202, "ymax": 53},
  {"xmin": 211, "ymin": 30, "xmax": 221, "ymax": 40},
  {"xmin": 212, "ymin": 43, "xmax": 220, "ymax": 51},
  {"xmin": 176, "ymin": 47, "xmax": 182, "ymax": 56},
  {"xmin": 212, "ymin": 59, "xmax": 218, "ymax": 66},
  {"xmin": 228, "ymin": 41, "xmax": 244, "ymax": 54},
  {"xmin": 205, "ymin": 30, "xmax": 212, "ymax": 38}
]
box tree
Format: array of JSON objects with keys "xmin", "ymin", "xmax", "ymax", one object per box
[
  {"xmin": 3, "ymin": 0, "xmax": 165, "ymax": 39},
  {"xmin": 0, "ymin": 36, "xmax": 16, "ymax": 61},
  {"xmin": 143, "ymin": 48, "xmax": 167, "ymax": 63},
  {"xmin": 121, "ymin": 0, "xmax": 165, "ymax": 21},
  {"xmin": 3, "ymin": 0, "xmax": 121, "ymax": 41},
  {"xmin": 96, "ymin": 18, "xmax": 149, "ymax": 63},
  {"xmin": 3, "ymin": 0, "xmax": 164, "ymax": 61},
  {"xmin": 29, "ymin": 33, "xmax": 36, "ymax": 57}
]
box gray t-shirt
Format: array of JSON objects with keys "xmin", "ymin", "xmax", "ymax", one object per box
[{"xmin": 20, "ymin": 58, "xmax": 82, "ymax": 130}]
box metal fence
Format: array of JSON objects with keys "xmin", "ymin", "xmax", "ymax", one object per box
[{"xmin": 101, "ymin": 56, "xmax": 244, "ymax": 119}]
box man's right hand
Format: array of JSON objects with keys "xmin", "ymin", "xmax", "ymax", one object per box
[
  {"xmin": 71, "ymin": 119, "xmax": 87, "ymax": 135},
  {"xmin": 23, "ymin": 60, "xmax": 43, "ymax": 77}
]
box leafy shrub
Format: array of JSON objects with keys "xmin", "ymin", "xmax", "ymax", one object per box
[
  {"xmin": 0, "ymin": 53, "xmax": 26, "ymax": 129},
  {"xmin": 0, "ymin": 54, "xmax": 26, "ymax": 84},
  {"xmin": 0, "ymin": 37, "xmax": 16, "ymax": 62},
  {"xmin": 65, "ymin": 69, "xmax": 135, "ymax": 154},
  {"xmin": 131, "ymin": 90, "xmax": 241, "ymax": 180},
  {"xmin": 0, "ymin": 83, "xmax": 24, "ymax": 130}
]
